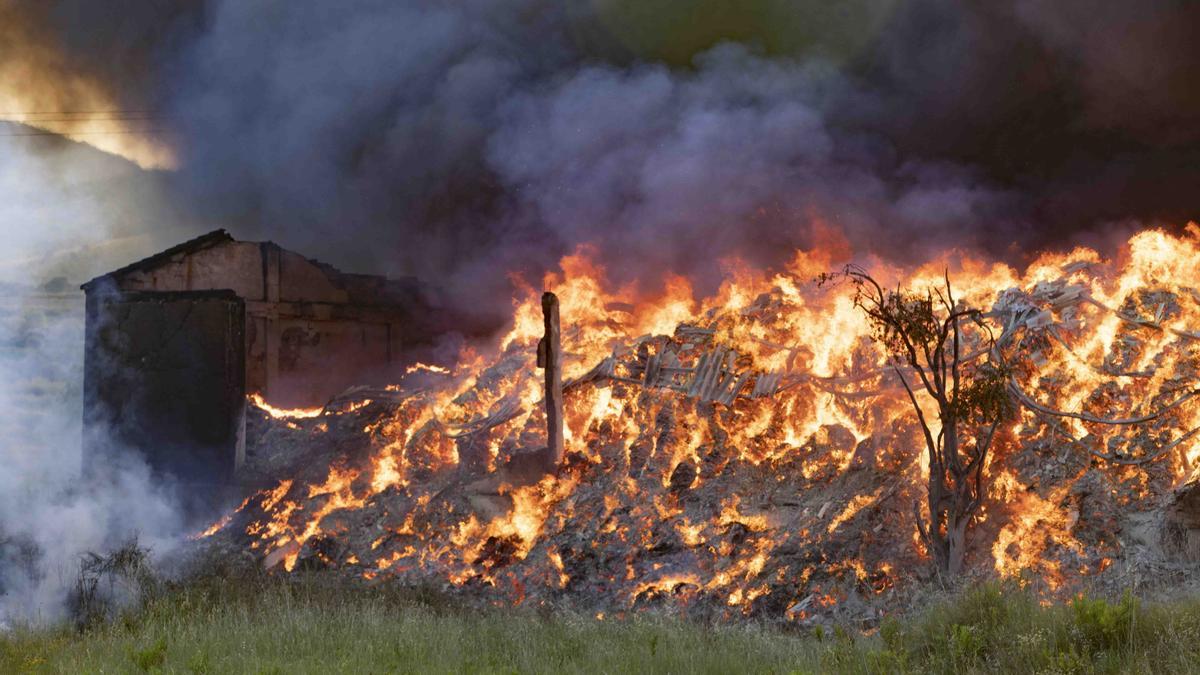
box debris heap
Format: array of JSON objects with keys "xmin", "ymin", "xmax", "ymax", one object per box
[{"xmin": 201, "ymin": 228, "xmax": 1200, "ymax": 625}]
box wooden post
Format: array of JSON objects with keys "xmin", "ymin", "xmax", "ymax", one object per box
[{"xmin": 538, "ymin": 291, "xmax": 564, "ymax": 468}]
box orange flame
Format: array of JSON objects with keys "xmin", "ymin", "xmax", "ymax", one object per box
[{"xmin": 224, "ymin": 225, "xmax": 1200, "ymax": 615}]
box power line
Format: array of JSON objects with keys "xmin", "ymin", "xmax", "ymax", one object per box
[
  {"xmin": 0, "ymin": 128, "xmax": 168, "ymax": 137},
  {"xmin": 0, "ymin": 111, "xmax": 167, "ymax": 137},
  {"xmin": 1, "ymin": 122, "xmax": 162, "ymax": 128},
  {"xmin": 1, "ymin": 117, "xmax": 161, "ymax": 123},
  {"xmin": 1, "ymin": 115, "xmax": 160, "ymax": 123},
  {"xmin": 0, "ymin": 111, "xmax": 163, "ymax": 127},
  {"xmin": 0, "ymin": 121, "xmax": 163, "ymax": 127},
  {"xmin": 1, "ymin": 114, "xmax": 160, "ymax": 120},
  {"xmin": 0, "ymin": 110, "xmax": 161, "ymax": 115}
]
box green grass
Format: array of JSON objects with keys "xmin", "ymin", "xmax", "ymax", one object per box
[
  {"xmin": 0, "ymin": 578, "xmax": 818, "ymax": 674},
  {"xmin": 4, "ymin": 579, "xmax": 1200, "ymax": 674}
]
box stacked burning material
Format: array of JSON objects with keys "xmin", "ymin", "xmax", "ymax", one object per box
[{"xmin": 199, "ymin": 227, "xmax": 1200, "ymax": 625}]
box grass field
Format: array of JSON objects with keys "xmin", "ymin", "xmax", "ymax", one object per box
[{"xmin": 4, "ymin": 576, "xmax": 1200, "ymax": 674}]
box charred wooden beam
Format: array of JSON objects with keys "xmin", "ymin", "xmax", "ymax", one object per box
[{"xmin": 538, "ymin": 291, "xmax": 564, "ymax": 468}]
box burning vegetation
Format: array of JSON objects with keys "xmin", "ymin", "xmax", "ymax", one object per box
[{"xmin": 199, "ymin": 226, "xmax": 1200, "ymax": 626}]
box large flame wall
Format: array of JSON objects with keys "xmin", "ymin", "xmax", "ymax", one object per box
[{"xmin": 205, "ymin": 227, "xmax": 1200, "ymax": 622}]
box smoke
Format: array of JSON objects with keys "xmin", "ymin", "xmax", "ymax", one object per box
[
  {"xmin": 484, "ymin": 45, "xmax": 1027, "ymax": 297},
  {"xmin": 0, "ymin": 283, "xmax": 186, "ymax": 625},
  {"xmin": 0, "ymin": 138, "xmax": 190, "ymax": 625},
  {"xmin": 6, "ymin": 1, "xmax": 1200, "ymax": 314}
]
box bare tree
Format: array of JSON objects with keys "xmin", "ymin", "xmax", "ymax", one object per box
[{"xmin": 827, "ymin": 266, "xmax": 1013, "ymax": 577}]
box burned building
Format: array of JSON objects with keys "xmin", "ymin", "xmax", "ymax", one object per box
[{"xmin": 81, "ymin": 230, "xmax": 442, "ymax": 508}]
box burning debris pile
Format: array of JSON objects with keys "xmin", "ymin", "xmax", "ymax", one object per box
[{"xmin": 199, "ymin": 228, "xmax": 1200, "ymax": 625}]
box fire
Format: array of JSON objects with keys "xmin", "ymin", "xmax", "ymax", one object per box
[
  {"xmin": 405, "ymin": 362, "xmax": 452, "ymax": 376},
  {"xmin": 212, "ymin": 225, "xmax": 1200, "ymax": 620},
  {"xmin": 249, "ymin": 393, "xmax": 324, "ymax": 419},
  {"xmin": 826, "ymin": 490, "xmax": 880, "ymax": 535},
  {"xmin": 990, "ymin": 470, "xmax": 1078, "ymax": 589},
  {"xmin": 194, "ymin": 511, "xmax": 236, "ymax": 539}
]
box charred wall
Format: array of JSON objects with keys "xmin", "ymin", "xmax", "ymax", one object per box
[
  {"xmin": 82, "ymin": 290, "xmax": 245, "ymax": 516},
  {"xmin": 85, "ymin": 230, "xmax": 438, "ymax": 408},
  {"xmin": 80, "ymin": 230, "xmax": 443, "ymax": 507}
]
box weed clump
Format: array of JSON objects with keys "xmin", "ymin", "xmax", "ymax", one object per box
[
  {"xmin": 832, "ymin": 582, "xmax": 1200, "ymax": 673},
  {"xmin": 67, "ymin": 537, "xmax": 158, "ymax": 630}
]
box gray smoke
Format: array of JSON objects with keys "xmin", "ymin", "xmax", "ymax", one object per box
[
  {"xmin": 485, "ymin": 45, "xmax": 1025, "ymax": 297},
  {"xmin": 10, "ymin": 1, "xmax": 1200, "ymax": 317},
  {"xmin": 179, "ymin": 1, "xmax": 1200, "ymax": 312},
  {"xmin": 165, "ymin": 0, "xmax": 1022, "ymax": 308}
]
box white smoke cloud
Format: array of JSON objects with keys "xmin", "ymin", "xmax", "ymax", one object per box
[{"xmin": 0, "ymin": 137, "xmax": 188, "ymax": 626}]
